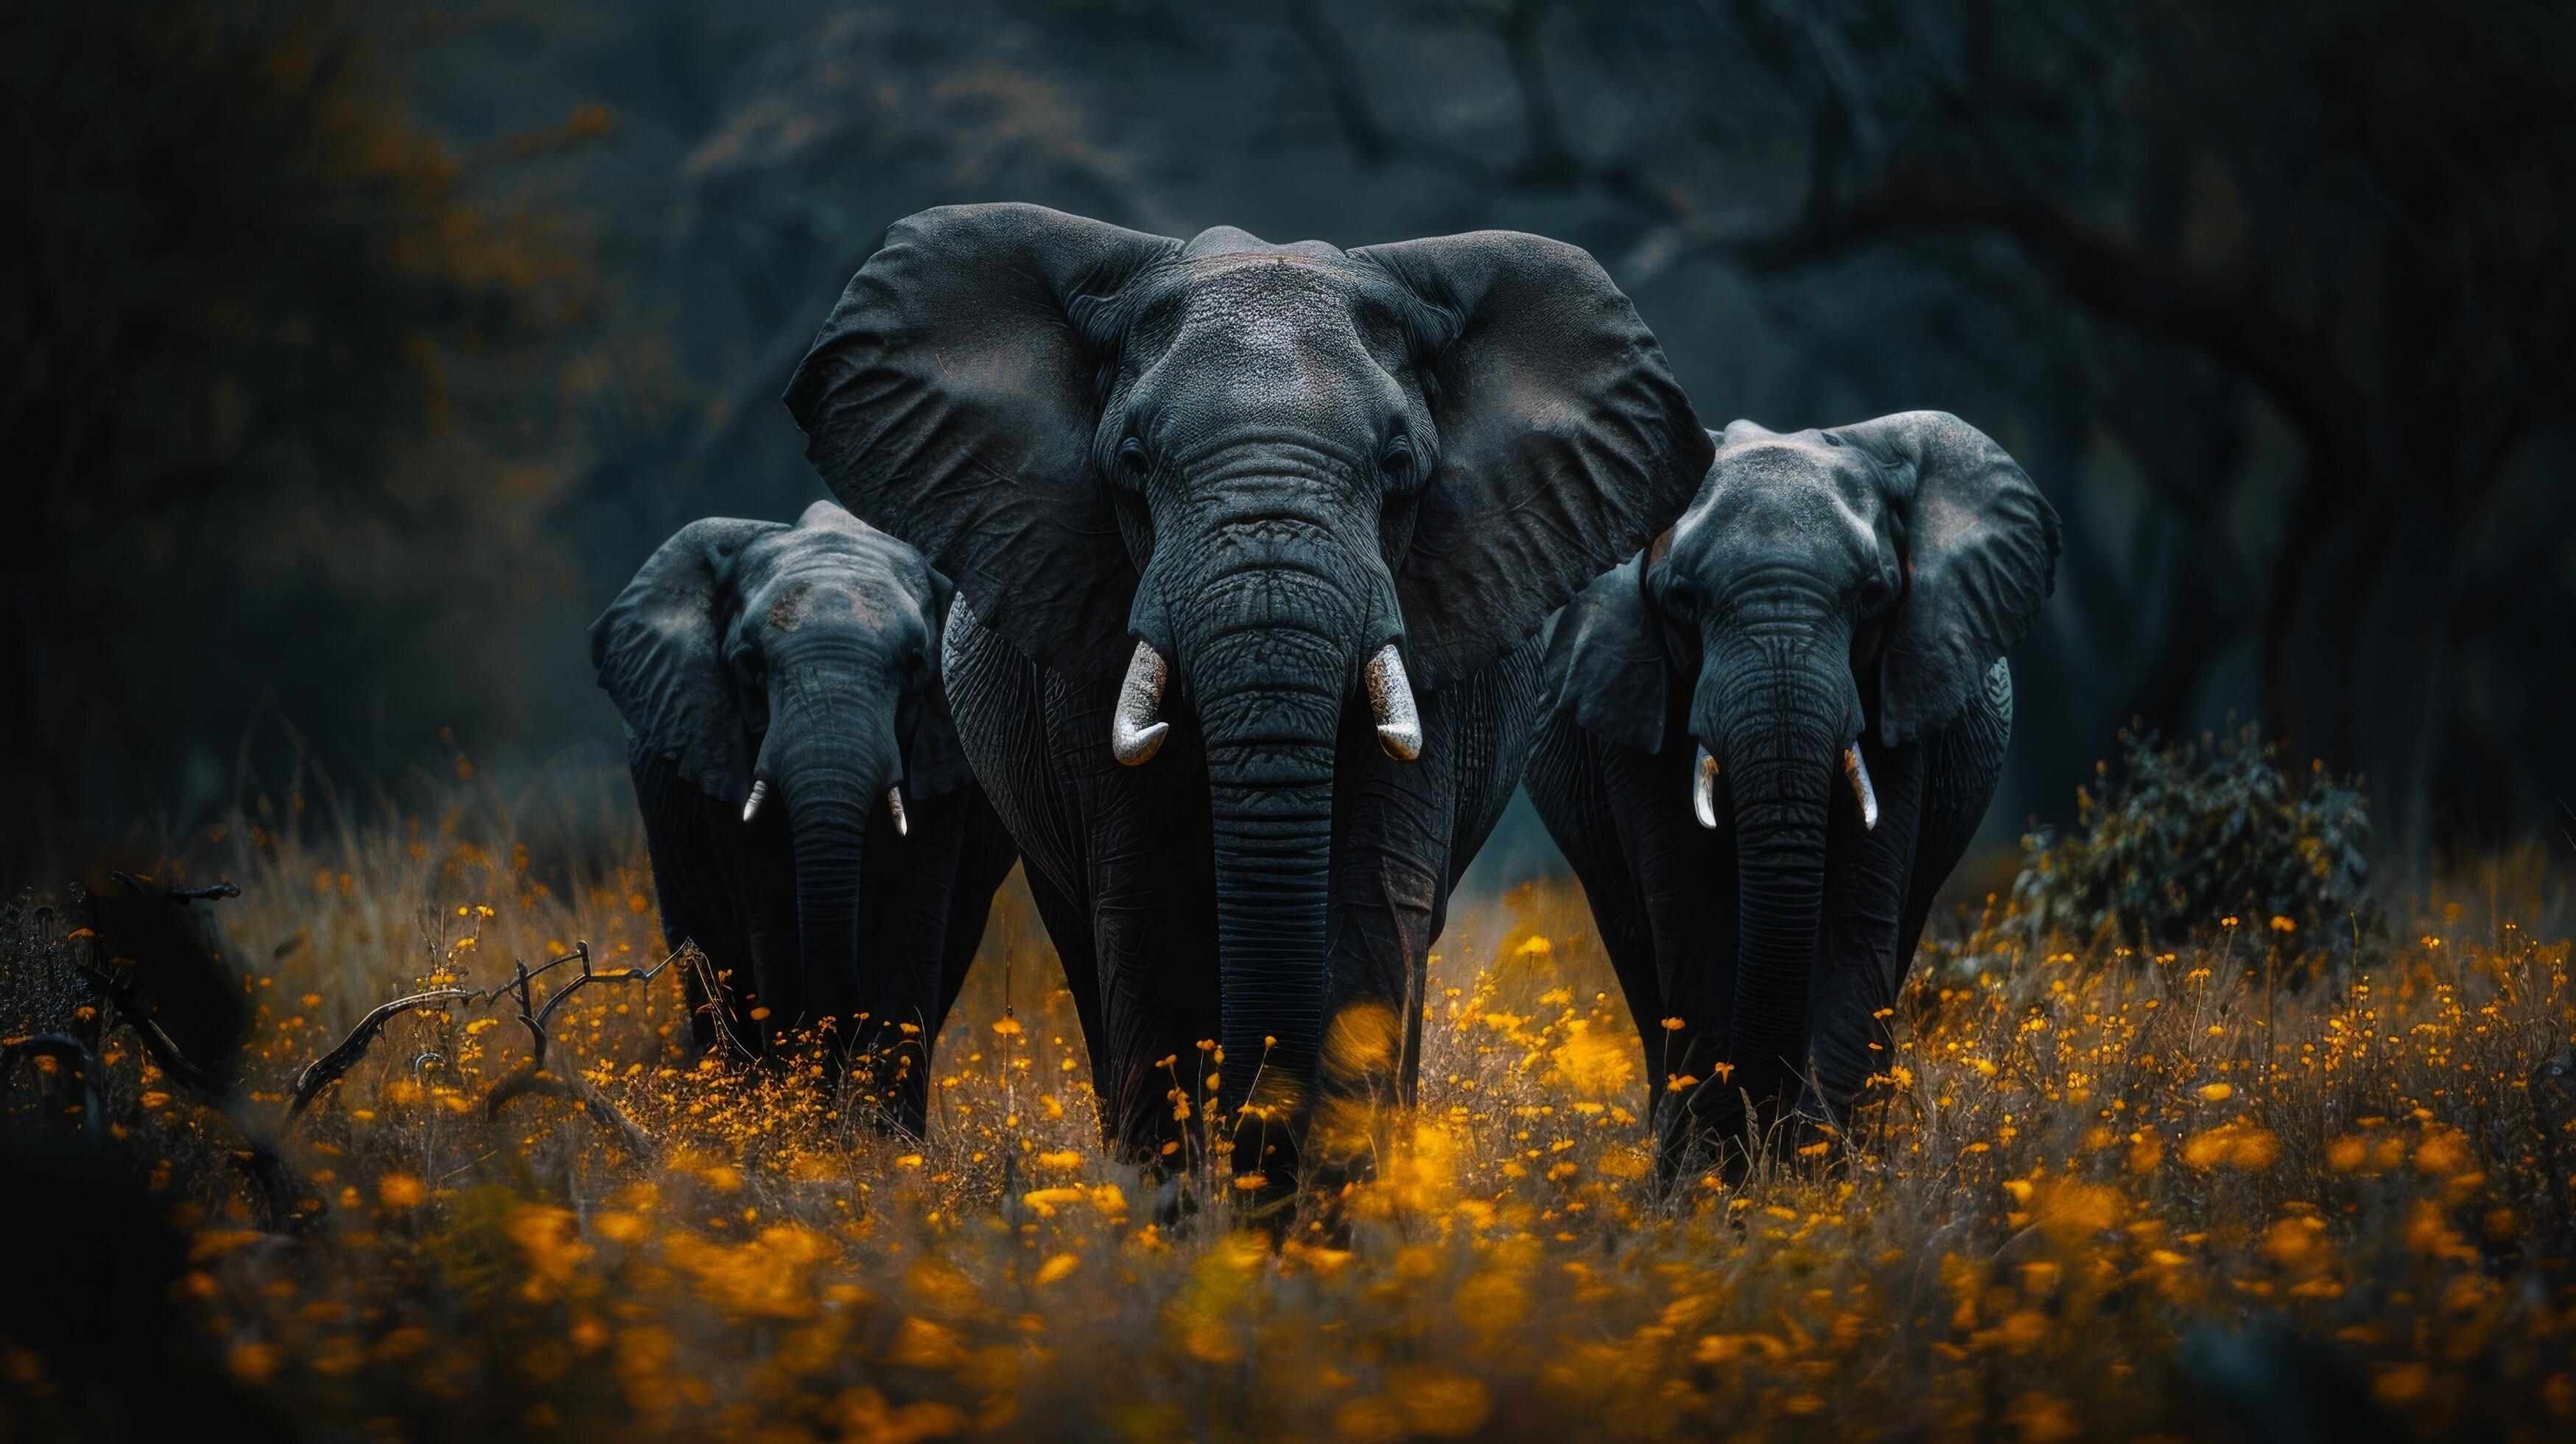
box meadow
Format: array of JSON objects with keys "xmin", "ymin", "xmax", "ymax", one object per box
[{"xmin": 4, "ymin": 768, "xmax": 2572, "ymax": 1442}]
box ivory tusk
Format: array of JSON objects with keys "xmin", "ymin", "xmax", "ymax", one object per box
[
  {"xmin": 885, "ymin": 787, "xmax": 908, "ymax": 838},
  {"xmin": 1364, "ymin": 643, "xmax": 1422, "ymax": 762},
  {"xmin": 1842, "ymin": 745, "xmax": 1879, "ymax": 831},
  {"xmin": 1110, "ymin": 640, "xmax": 1170, "ymax": 765},
  {"xmin": 1692, "ymin": 744, "xmax": 1719, "ymax": 830},
  {"xmin": 742, "ymin": 778, "xmax": 769, "ymax": 824}
]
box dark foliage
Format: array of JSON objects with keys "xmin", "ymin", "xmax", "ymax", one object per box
[
  {"xmin": 2012, "ymin": 727, "xmax": 2379, "ymax": 970},
  {"xmin": 0, "ymin": 0, "xmax": 589, "ymax": 872}
]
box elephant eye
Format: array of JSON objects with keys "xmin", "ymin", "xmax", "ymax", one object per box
[
  {"xmin": 1380, "ymin": 434, "xmax": 1418, "ymax": 491},
  {"xmin": 1857, "ymin": 569, "xmax": 1897, "ymax": 616},
  {"xmin": 1115, "ymin": 436, "xmax": 1152, "ymax": 486}
]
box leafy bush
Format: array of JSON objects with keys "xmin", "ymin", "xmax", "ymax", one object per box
[{"xmin": 2013, "ymin": 727, "xmax": 2379, "ymax": 970}]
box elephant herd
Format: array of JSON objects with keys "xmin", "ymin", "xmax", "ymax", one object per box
[{"xmin": 592, "ymin": 203, "xmax": 2059, "ymax": 1192}]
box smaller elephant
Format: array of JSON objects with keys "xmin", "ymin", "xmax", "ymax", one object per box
[
  {"xmin": 1527, "ymin": 412, "xmax": 2058, "ymax": 1171},
  {"xmin": 592, "ymin": 500, "xmax": 1017, "ymax": 1132}
]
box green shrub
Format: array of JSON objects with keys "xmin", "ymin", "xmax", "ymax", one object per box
[{"xmin": 2012, "ymin": 727, "xmax": 2379, "ymax": 972}]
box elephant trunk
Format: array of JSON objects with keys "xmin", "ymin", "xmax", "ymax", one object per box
[
  {"xmin": 1702, "ymin": 623, "xmax": 1855, "ymax": 1118},
  {"xmin": 787, "ymin": 796, "xmax": 866, "ymax": 1038},
  {"xmin": 1158, "ymin": 487, "xmax": 1384, "ymax": 1184},
  {"xmin": 1204, "ymin": 735, "xmax": 1338, "ymax": 1159},
  {"xmin": 768, "ymin": 690, "xmax": 902, "ymax": 1054}
]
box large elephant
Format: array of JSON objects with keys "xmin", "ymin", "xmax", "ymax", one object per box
[
  {"xmin": 785, "ymin": 203, "xmax": 1710, "ymax": 1187},
  {"xmin": 592, "ymin": 500, "xmax": 1017, "ymax": 1134},
  {"xmin": 1527, "ymin": 413, "xmax": 2058, "ymax": 1172}
]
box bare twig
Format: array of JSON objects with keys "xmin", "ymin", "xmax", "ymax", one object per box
[
  {"xmin": 287, "ymin": 940, "xmax": 683, "ymax": 1115},
  {"xmin": 284, "ymin": 940, "xmax": 692, "ymax": 1163}
]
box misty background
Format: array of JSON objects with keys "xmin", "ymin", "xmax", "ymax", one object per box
[{"xmin": 7, "ymin": 0, "xmax": 2571, "ymax": 889}]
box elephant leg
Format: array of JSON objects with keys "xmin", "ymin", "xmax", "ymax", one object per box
[
  {"xmin": 840, "ymin": 794, "xmax": 968, "ymax": 1133},
  {"xmin": 1020, "ymin": 863, "xmax": 1112, "ymax": 1141},
  {"xmin": 1011, "ymin": 662, "xmax": 1218, "ymax": 1169},
  {"xmin": 1800, "ymin": 740, "xmax": 1929, "ymax": 1124},
  {"xmin": 1615, "ymin": 738, "xmax": 1743, "ymax": 1176},
  {"xmin": 935, "ymin": 796, "xmax": 1023, "ymax": 1032},
  {"xmin": 1441, "ymin": 635, "xmax": 1548, "ymax": 891},
  {"xmin": 1328, "ymin": 700, "xmax": 1456, "ymax": 1080},
  {"xmin": 1417, "ymin": 637, "xmax": 1548, "ymax": 1107},
  {"xmin": 1087, "ymin": 757, "xmax": 1218, "ymax": 1167},
  {"xmin": 1526, "ymin": 719, "xmax": 1668, "ymax": 1092},
  {"xmin": 712, "ymin": 803, "xmax": 802, "ymax": 1059},
  {"xmin": 949, "ymin": 607, "xmax": 1198, "ymax": 1165},
  {"xmin": 1529, "ymin": 709, "xmax": 1744, "ymax": 1178},
  {"xmin": 1318, "ymin": 714, "xmax": 1453, "ymax": 1176},
  {"xmin": 942, "ymin": 601, "xmax": 1131, "ymax": 1136},
  {"xmin": 630, "ymin": 751, "xmax": 751, "ymax": 1056},
  {"xmin": 1895, "ymin": 659, "xmax": 2015, "ymax": 978},
  {"xmin": 1311, "ymin": 633, "xmax": 1540, "ymax": 1156}
]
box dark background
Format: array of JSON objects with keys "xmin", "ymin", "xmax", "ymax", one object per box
[{"xmin": 7, "ymin": 0, "xmax": 2571, "ymax": 888}]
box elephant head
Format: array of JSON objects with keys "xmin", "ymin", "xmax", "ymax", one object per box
[
  {"xmin": 591, "ymin": 500, "xmax": 969, "ymax": 1036},
  {"xmin": 785, "ymin": 203, "xmax": 1708, "ymax": 1129},
  {"xmin": 1551, "ymin": 413, "xmax": 2057, "ymax": 1106}
]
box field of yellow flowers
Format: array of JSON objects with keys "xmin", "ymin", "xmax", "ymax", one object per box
[{"xmin": 5, "ymin": 788, "xmax": 2574, "ymax": 1441}]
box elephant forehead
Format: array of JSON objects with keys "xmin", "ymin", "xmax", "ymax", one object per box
[
  {"xmin": 750, "ymin": 524, "xmax": 930, "ymax": 597},
  {"xmin": 1157, "ymin": 262, "xmax": 1363, "ymax": 346},
  {"xmin": 753, "ymin": 572, "xmax": 909, "ymax": 637},
  {"xmin": 1705, "ymin": 438, "xmax": 1876, "ymax": 519},
  {"xmin": 1677, "ymin": 438, "xmax": 1877, "ymax": 572},
  {"xmin": 1173, "ymin": 273, "xmax": 1413, "ymax": 401},
  {"xmin": 763, "ymin": 580, "xmax": 818, "ymax": 632}
]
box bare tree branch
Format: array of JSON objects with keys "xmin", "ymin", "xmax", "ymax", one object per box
[
  {"xmin": 285, "ymin": 940, "xmax": 693, "ymax": 1165},
  {"xmin": 288, "ymin": 986, "xmax": 479, "ymax": 1119}
]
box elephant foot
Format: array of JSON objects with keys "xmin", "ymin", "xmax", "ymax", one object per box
[{"xmin": 1652, "ymin": 1080, "xmax": 1859, "ymax": 1188}]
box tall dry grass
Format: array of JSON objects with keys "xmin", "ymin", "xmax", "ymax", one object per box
[{"xmin": 4, "ymin": 782, "xmax": 2574, "ymax": 1440}]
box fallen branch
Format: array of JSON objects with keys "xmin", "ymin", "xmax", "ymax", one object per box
[
  {"xmin": 285, "ymin": 940, "xmax": 692, "ymax": 1163},
  {"xmin": 105, "ymin": 869, "xmax": 241, "ymax": 905},
  {"xmin": 287, "ymin": 987, "xmax": 478, "ymax": 1119}
]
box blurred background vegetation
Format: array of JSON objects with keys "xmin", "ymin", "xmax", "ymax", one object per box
[{"xmin": 5, "ymin": 0, "xmax": 2571, "ymax": 887}]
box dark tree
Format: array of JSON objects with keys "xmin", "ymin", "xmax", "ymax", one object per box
[
  {"xmin": 0, "ymin": 0, "xmax": 588, "ymax": 871},
  {"xmin": 1282, "ymin": 0, "xmax": 2576, "ymax": 867}
]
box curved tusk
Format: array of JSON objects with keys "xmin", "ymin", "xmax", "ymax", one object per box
[
  {"xmin": 1692, "ymin": 744, "xmax": 1719, "ymax": 830},
  {"xmin": 742, "ymin": 778, "xmax": 769, "ymax": 825},
  {"xmin": 1842, "ymin": 745, "xmax": 1879, "ymax": 832},
  {"xmin": 885, "ymin": 786, "xmax": 908, "ymax": 838},
  {"xmin": 1364, "ymin": 643, "xmax": 1422, "ymax": 762},
  {"xmin": 1110, "ymin": 640, "xmax": 1170, "ymax": 765}
]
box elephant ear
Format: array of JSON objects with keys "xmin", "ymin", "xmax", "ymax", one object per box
[
  {"xmin": 591, "ymin": 517, "xmax": 779, "ymax": 805},
  {"xmin": 784, "ymin": 203, "xmax": 1182, "ymax": 681},
  {"xmin": 1540, "ymin": 554, "xmax": 1670, "ymax": 754},
  {"xmin": 1355, "ymin": 232, "xmax": 1711, "ymax": 690},
  {"xmin": 1833, "ymin": 411, "xmax": 2060, "ymax": 748},
  {"xmin": 907, "ymin": 567, "xmax": 976, "ymax": 800}
]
